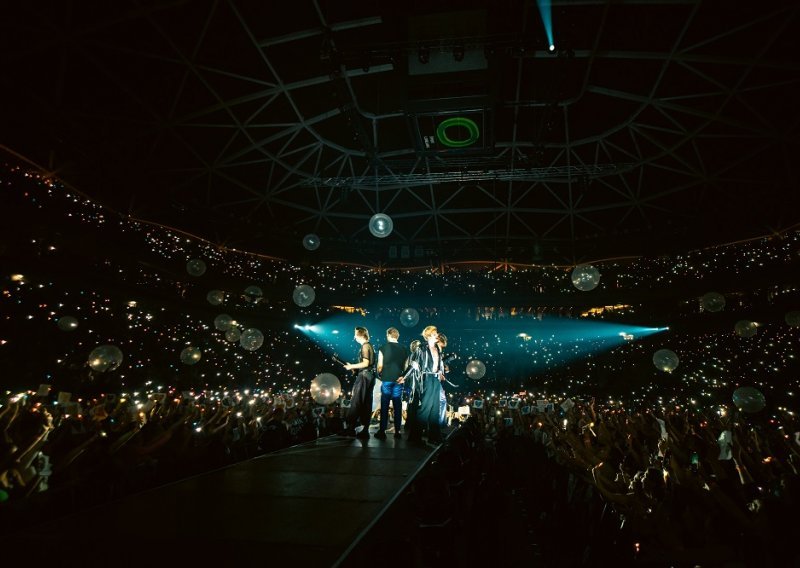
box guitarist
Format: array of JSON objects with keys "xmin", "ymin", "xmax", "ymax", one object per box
[
  {"xmin": 341, "ymin": 326, "xmax": 375, "ymax": 439},
  {"xmin": 407, "ymin": 325, "xmax": 445, "ymax": 445},
  {"xmin": 437, "ymin": 333, "xmax": 450, "ymax": 428}
]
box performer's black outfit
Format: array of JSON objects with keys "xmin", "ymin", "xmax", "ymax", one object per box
[
  {"xmin": 406, "ymin": 343, "xmax": 444, "ymax": 443},
  {"xmin": 347, "ymin": 341, "xmax": 375, "ymax": 438}
]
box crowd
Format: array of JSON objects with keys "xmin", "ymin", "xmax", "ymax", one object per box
[
  {"xmin": 0, "ymin": 387, "xmax": 351, "ymax": 531},
  {"xmin": 2, "ymin": 160, "xmax": 800, "ymax": 564},
  {"xmin": 2, "ymin": 373, "xmax": 798, "ymax": 565},
  {"xmin": 349, "ymin": 393, "xmax": 800, "ymax": 566}
]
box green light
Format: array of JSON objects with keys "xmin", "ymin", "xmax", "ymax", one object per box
[{"xmin": 436, "ymin": 117, "xmax": 480, "ymax": 148}]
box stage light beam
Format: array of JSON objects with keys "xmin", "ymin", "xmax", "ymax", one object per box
[{"xmin": 536, "ymin": 0, "xmax": 555, "ymax": 53}]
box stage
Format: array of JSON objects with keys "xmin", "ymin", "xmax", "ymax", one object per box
[{"xmin": 4, "ymin": 433, "xmax": 439, "ymax": 565}]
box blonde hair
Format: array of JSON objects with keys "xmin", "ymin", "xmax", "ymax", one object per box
[
  {"xmin": 354, "ymin": 326, "xmax": 370, "ymax": 341},
  {"xmin": 410, "ymin": 339, "xmax": 421, "ymax": 352},
  {"xmin": 386, "ymin": 327, "xmax": 400, "ymax": 340},
  {"xmin": 421, "ymin": 325, "xmax": 438, "ymax": 340},
  {"xmin": 437, "ymin": 333, "xmax": 448, "ymax": 348}
]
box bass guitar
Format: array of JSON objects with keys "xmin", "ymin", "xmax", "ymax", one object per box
[
  {"xmin": 440, "ymin": 353, "xmax": 460, "ymax": 387},
  {"xmin": 333, "ymin": 353, "xmax": 382, "ymax": 379},
  {"xmin": 333, "ymin": 353, "xmax": 371, "ymax": 376}
]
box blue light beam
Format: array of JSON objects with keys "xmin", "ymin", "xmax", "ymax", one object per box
[{"xmin": 536, "ymin": 0, "xmax": 555, "ymax": 52}]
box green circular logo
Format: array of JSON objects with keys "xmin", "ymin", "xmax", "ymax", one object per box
[{"xmin": 436, "ymin": 117, "xmax": 480, "ymax": 148}]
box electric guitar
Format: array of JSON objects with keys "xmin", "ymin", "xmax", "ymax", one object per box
[
  {"xmin": 332, "ymin": 353, "xmax": 364, "ymax": 376},
  {"xmin": 442, "ymin": 352, "xmax": 458, "ymax": 369},
  {"xmin": 401, "ymin": 352, "xmax": 459, "ymax": 379},
  {"xmin": 440, "ymin": 353, "xmax": 459, "ymax": 387}
]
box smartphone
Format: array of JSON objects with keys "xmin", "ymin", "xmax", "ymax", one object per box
[{"xmin": 690, "ymin": 451, "xmax": 699, "ymax": 473}]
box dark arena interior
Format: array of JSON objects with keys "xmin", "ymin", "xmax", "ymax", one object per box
[{"xmin": 1, "ymin": 1, "xmax": 800, "ymax": 566}]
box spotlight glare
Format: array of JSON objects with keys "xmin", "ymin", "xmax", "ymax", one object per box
[{"xmin": 549, "ymin": 44, "xmax": 555, "ymax": 52}]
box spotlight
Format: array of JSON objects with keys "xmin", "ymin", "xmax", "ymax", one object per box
[
  {"xmin": 548, "ymin": 44, "xmax": 556, "ymax": 52},
  {"xmin": 418, "ymin": 46, "xmax": 430, "ymax": 64}
]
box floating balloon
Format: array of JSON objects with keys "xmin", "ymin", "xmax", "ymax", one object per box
[
  {"xmin": 293, "ymin": 284, "xmax": 315, "ymax": 307},
  {"xmin": 466, "ymin": 359, "xmax": 486, "ymax": 380},
  {"xmin": 700, "ymin": 292, "xmax": 726, "ymax": 312},
  {"xmin": 225, "ymin": 328, "xmax": 241, "ymax": 342},
  {"xmin": 206, "ymin": 290, "xmax": 224, "ymax": 306},
  {"xmin": 186, "ymin": 259, "xmax": 206, "ymax": 276},
  {"xmin": 303, "ymin": 234, "xmax": 320, "ymax": 251},
  {"xmin": 368, "ymin": 213, "xmax": 393, "ymax": 238},
  {"xmin": 214, "ymin": 314, "xmax": 233, "ymax": 331},
  {"xmin": 571, "ymin": 265, "xmax": 601, "ymax": 291},
  {"xmin": 57, "ymin": 316, "xmax": 79, "ymax": 331},
  {"xmin": 732, "ymin": 387, "xmax": 766, "ymax": 413},
  {"xmin": 734, "ymin": 320, "xmax": 757, "ymax": 338},
  {"xmin": 400, "ymin": 308, "xmax": 419, "ymax": 328},
  {"xmin": 244, "ymin": 285, "xmax": 263, "ymax": 303},
  {"xmin": 310, "ymin": 373, "xmax": 342, "ymax": 405},
  {"xmin": 785, "ymin": 311, "xmax": 800, "ymax": 327},
  {"xmin": 240, "ymin": 328, "xmax": 264, "ymax": 351},
  {"xmin": 652, "ymin": 349, "xmax": 679, "ymax": 373},
  {"xmin": 88, "ymin": 344, "xmax": 124, "ymax": 373},
  {"xmin": 180, "ymin": 346, "xmax": 202, "ymax": 365}
]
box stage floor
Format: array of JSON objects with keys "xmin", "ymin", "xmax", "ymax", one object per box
[{"xmin": 5, "ymin": 434, "xmax": 437, "ymax": 565}]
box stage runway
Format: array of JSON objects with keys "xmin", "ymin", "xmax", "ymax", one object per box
[{"xmin": 4, "ymin": 434, "xmax": 439, "ymax": 566}]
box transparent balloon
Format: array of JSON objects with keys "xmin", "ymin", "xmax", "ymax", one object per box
[
  {"xmin": 732, "ymin": 386, "xmax": 766, "ymax": 413},
  {"xmin": 180, "ymin": 346, "xmax": 202, "ymax": 365},
  {"xmin": 310, "ymin": 373, "xmax": 342, "ymax": 405},
  {"xmin": 466, "ymin": 359, "xmax": 486, "ymax": 380},
  {"xmin": 400, "ymin": 308, "xmax": 420, "ymax": 328},
  {"xmin": 244, "ymin": 285, "xmax": 263, "ymax": 303},
  {"xmin": 240, "ymin": 328, "xmax": 264, "ymax": 351},
  {"xmin": 206, "ymin": 290, "xmax": 224, "ymax": 306},
  {"xmin": 652, "ymin": 349, "xmax": 679, "ymax": 373},
  {"xmin": 225, "ymin": 328, "xmax": 241, "ymax": 342},
  {"xmin": 214, "ymin": 314, "xmax": 233, "ymax": 331},
  {"xmin": 88, "ymin": 344, "xmax": 124, "ymax": 373},
  {"xmin": 186, "ymin": 259, "xmax": 207, "ymax": 277},
  {"xmin": 57, "ymin": 316, "xmax": 79, "ymax": 331},
  {"xmin": 571, "ymin": 265, "xmax": 601, "ymax": 292},
  {"xmin": 293, "ymin": 284, "xmax": 315, "ymax": 307},
  {"xmin": 368, "ymin": 213, "xmax": 393, "ymax": 238},
  {"xmin": 303, "ymin": 234, "xmax": 320, "ymax": 251},
  {"xmin": 700, "ymin": 292, "xmax": 725, "ymax": 312},
  {"xmin": 734, "ymin": 320, "xmax": 757, "ymax": 338},
  {"xmin": 784, "ymin": 310, "xmax": 800, "ymax": 327}
]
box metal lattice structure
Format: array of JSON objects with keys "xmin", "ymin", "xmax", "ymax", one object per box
[{"xmin": 3, "ymin": 0, "xmax": 799, "ymax": 265}]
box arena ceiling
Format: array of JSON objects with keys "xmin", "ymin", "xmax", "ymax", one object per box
[{"xmin": 3, "ymin": 0, "xmax": 800, "ymax": 266}]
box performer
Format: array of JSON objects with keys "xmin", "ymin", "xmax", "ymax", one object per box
[
  {"xmin": 437, "ymin": 333, "xmax": 449, "ymax": 428},
  {"xmin": 375, "ymin": 327, "xmax": 409, "ymax": 440},
  {"xmin": 342, "ymin": 327, "xmax": 375, "ymax": 439},
  {"xmin": 402, "ymin": 339, "xmax": 422, "ymax": 441},
  {"xmin": 406, "ymin": 325, "xmax": 444, "ymax": 444}
]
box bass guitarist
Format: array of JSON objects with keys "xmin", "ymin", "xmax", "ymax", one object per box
[{"xmin": 339, "ymin": 326, "xmax": 375, "ymax": 439}]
